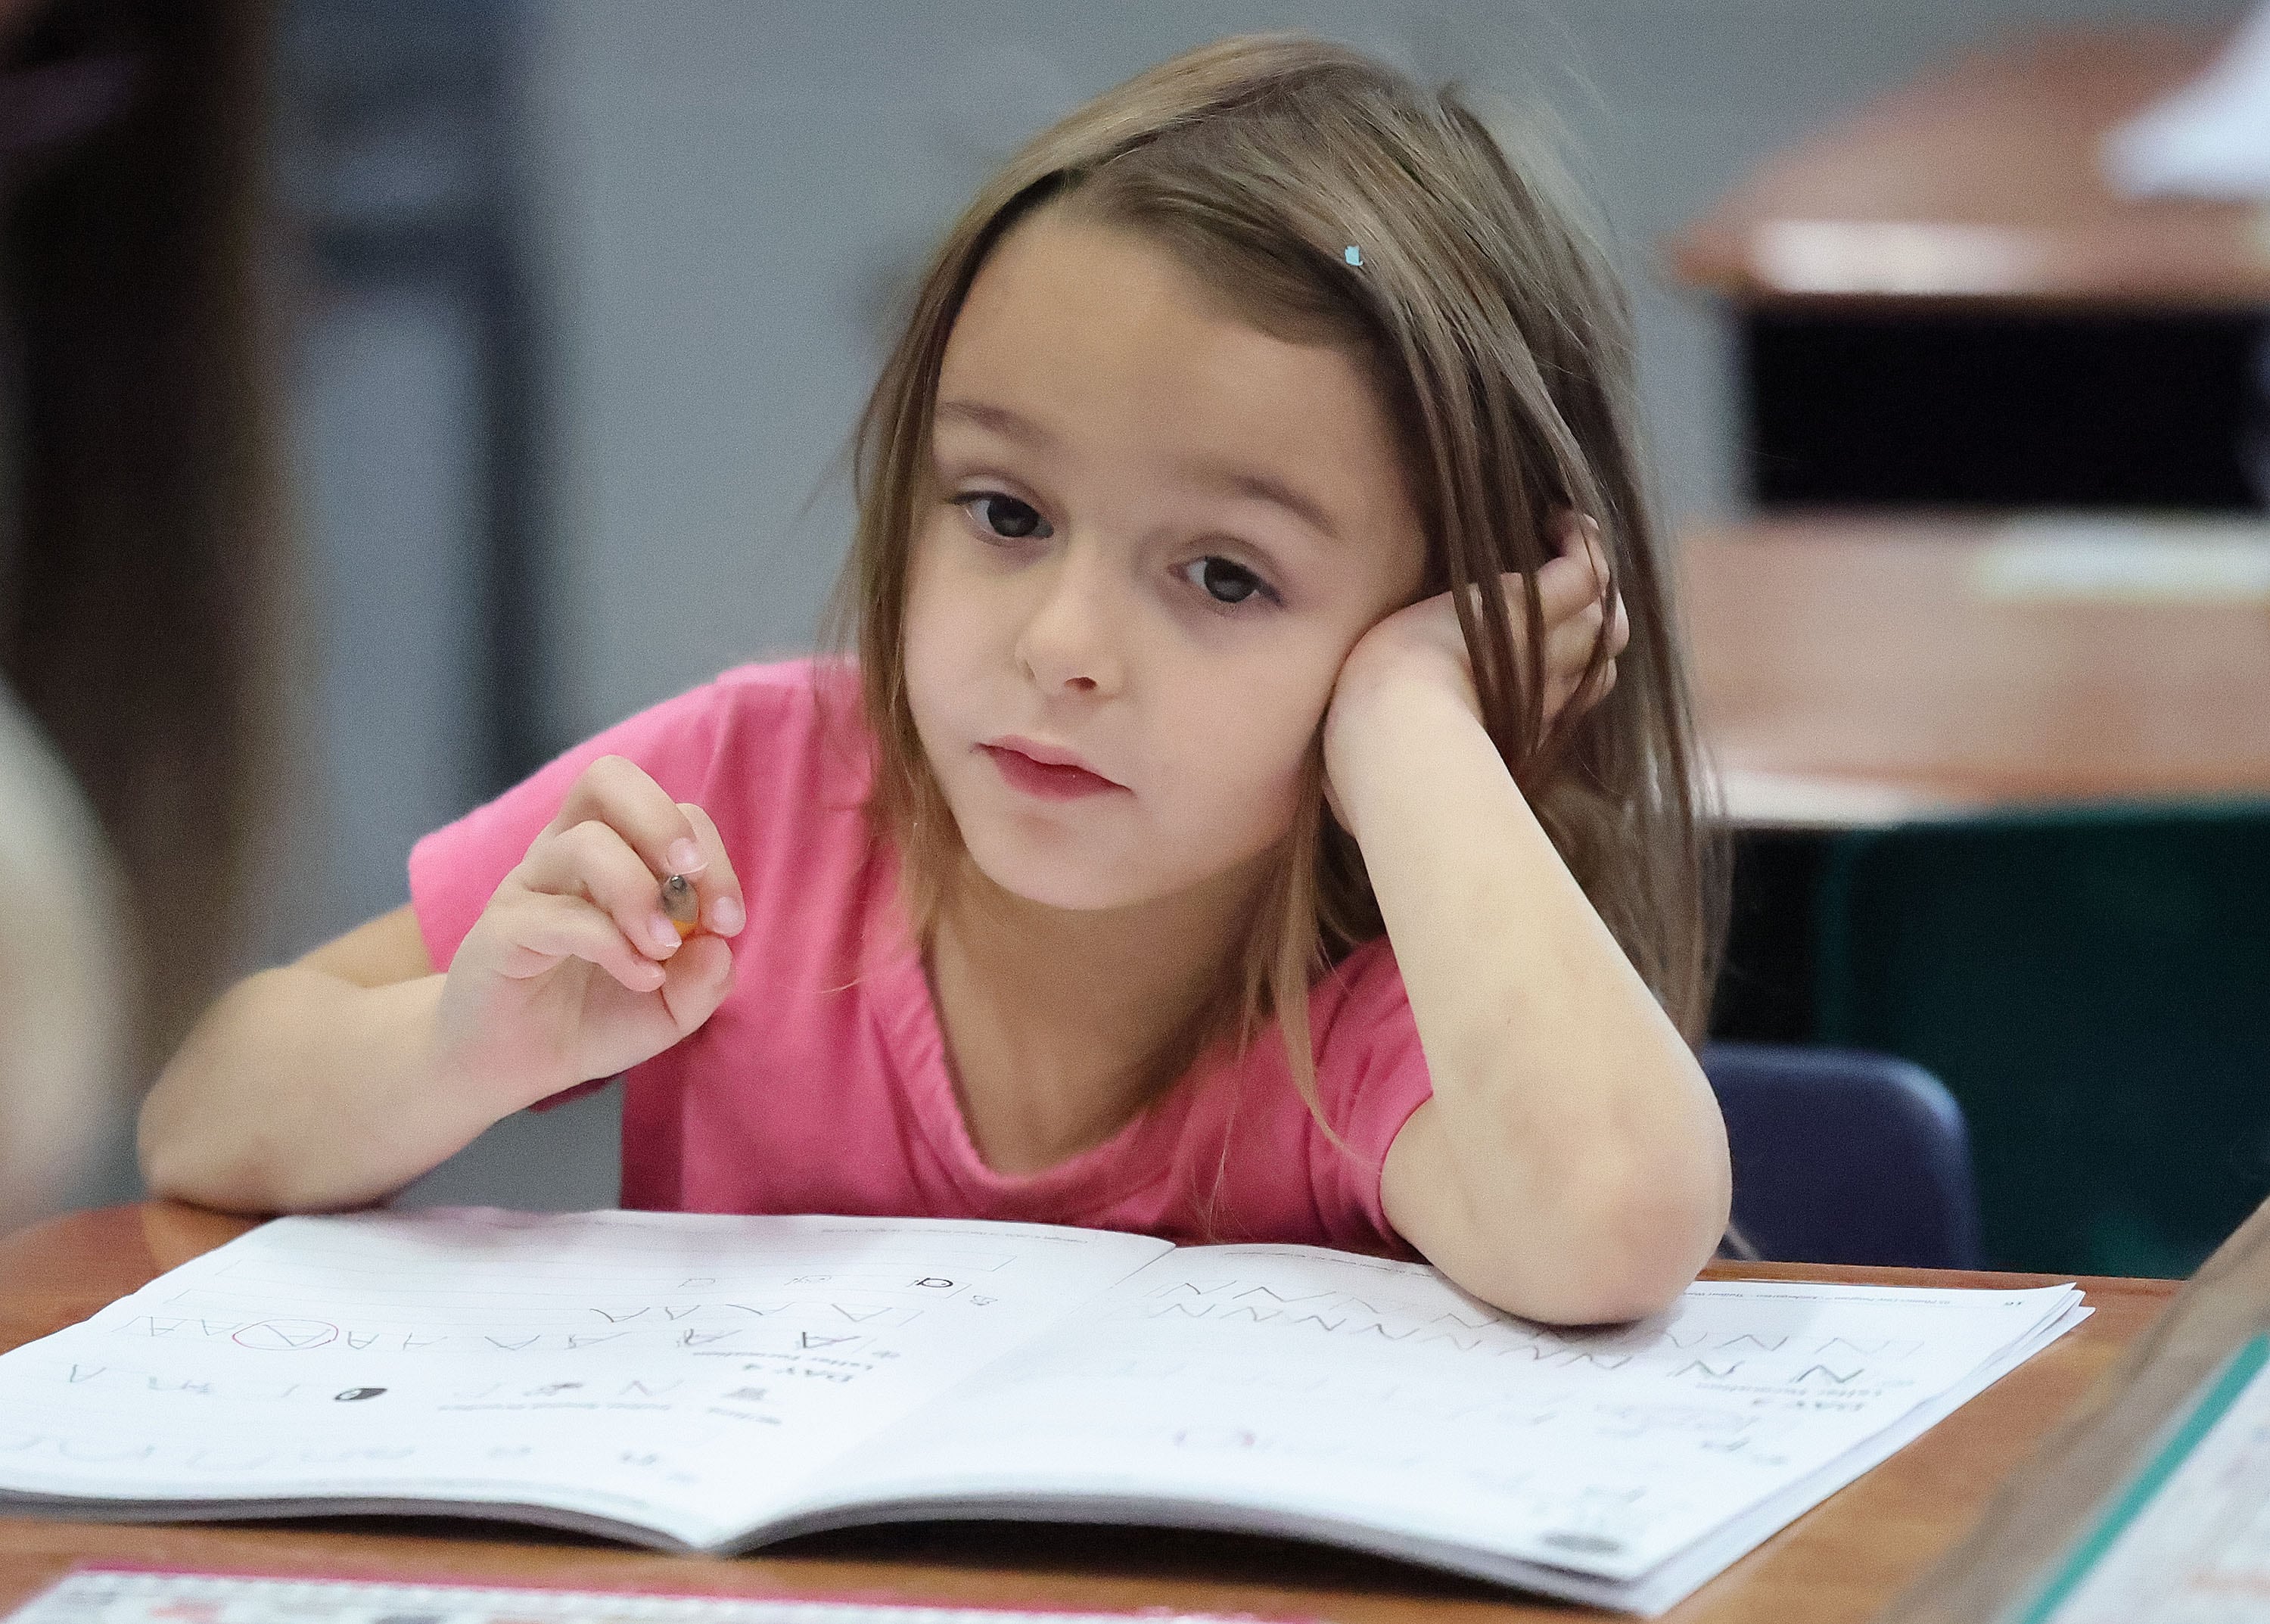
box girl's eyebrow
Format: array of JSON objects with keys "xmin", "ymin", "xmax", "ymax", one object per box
[
  {"xmin": 937, "ymin": 397, "xmax": 1054, "ymax": 447},
  {"xmin": 1179, "ymin": 455, "xmax": 1343, "ymax": 546},
  {"xmin": 935, "ymin": 396, "xmax": 1343, "ymax": 546}
]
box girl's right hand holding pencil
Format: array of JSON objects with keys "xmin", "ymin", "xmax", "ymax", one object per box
[
  {"xmin": 434, "ymin": 754, "xmax": 744, "ymax": 1112},
  {"xmin": 138, "ymin": 755, "xmax": 742, "ymax": 1215}
]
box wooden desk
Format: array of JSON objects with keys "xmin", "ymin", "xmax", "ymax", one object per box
[
  {"xmin": 0, "ymin": 1205, "xmax": 2175, "ymax": 1624},
  {"xmin": 1665, "ymin": 29, "xmax": 2250, "ymax": 310},
  {"xmin": 1683, "ymin": 516, "xmax": 2270, "ymax": 826}
]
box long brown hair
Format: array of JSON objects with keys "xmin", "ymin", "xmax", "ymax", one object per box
[{"xmin": 825, "ymin": 33, "xmax": 1724, "ymax": 1125}]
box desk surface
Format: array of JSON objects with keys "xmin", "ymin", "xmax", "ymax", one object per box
[
  {"xmin": 0, "ymin": 1204, "xmax": 2178, "ymax": 1624},
  {"xmin": 1665, "ymin": 28, "xmax": 2259, "ymax": 307},
  {"xmin": 1683, "ymin": 515, "xmax": 2270, "ymax": 826}
]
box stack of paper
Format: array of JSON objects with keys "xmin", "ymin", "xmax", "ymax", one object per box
[
  {"xmin": 2, "ymin": 1571, "xmax": 1249, "ymax": 1624},
  {"xmin": 2105, "ymin": 4, "xmax": 2270, "ymax": 199},
  {"xmin": 1, "ymin": 1570, "xmax": 1248, "ymax": 1624}
]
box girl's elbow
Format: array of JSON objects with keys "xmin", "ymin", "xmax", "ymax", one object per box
[
  {"xmin": 1576, "ymin": 1094, "xmax": 1736, "ymax": 1319},
  {"xmin": 1607, "ymin": 1134, "xmax": 1734, "ymax": 1305},
  {"xmin": 1577, "ymin": 1179, "xmax": 1729, "ymax": 1323},
  {"xmin": 138, "ymin": 1118, "xmax": 272, "ymax": 1215},
  {"xmin": 1533, "ymin": 1211, "xmax": 1721, "ymax": 1326},
  {"xmin": 138, "ymin": 1084, "xmax": 308, "ymax": 1215},
  {"xmin": 1448, "ymin": 1153, "xmax": 1729, "ymax": 1327}
]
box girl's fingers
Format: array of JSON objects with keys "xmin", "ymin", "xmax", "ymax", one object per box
[
  {"xmin": 524, "ymin": 757, "xmax": 739, "ymax": 949},
  {"xmin": 675, "ymin": 802, "xmax": 745, "ymax": 936},
  {"xmin": 1539, "ymin": 591, "xmax": 1621, "ymax": 719},
  {"xmin": 1478, "ymin": 519, "xmax": 1623, "ymax": 721},
  {"xmin": 1525, "ymin": 569, "xmax": 1609, "ymax": 657},
  {"xmin": 1525, "ymin": 553, "xmax": 1592, "ymax": 625},
  {"xmin": 1547, "ymin": 512, "xmax": 1614, "ymax": 614},
  {"xmin": 655, "ymin": 932, "xmax": 735, "ymax": 1034},
  {"xmin": 491, "ymin": 890, "xmax": 669, "ymax": 993},
  {"xmin": 1558, "ymin": 510, "xmax": 1608, "ymax": 570},
  {"xmin": 518, "ymin": 817, "xmax": 687, "ymax": 962},
  {"xmin": 1548, "ymin": 508, "xmax": 1595, "ymax": 558},
  {"xmin": 1541, "ymin": 596, "xmax": 1606, "ymax": 666},
  {"xmin": 546, "ymin": 755, "xmax": 708, "ymax": 885},
  {"xmin": 485, "ymin": 886, "xmax": 732, "ymax": 1022}
]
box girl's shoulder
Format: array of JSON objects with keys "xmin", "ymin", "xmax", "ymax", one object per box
[
  {"xmin": 707, "ymin": 655, "xmax": 857, "ymax": 706},
  {"xmin": 1167, "ymin": 938, "xmax": 1426, "ymax": 1256},
  {"xmin": 1304, "ymin": 937, "xmax": 1431, "ymax": 1142},
  {"xmin": 650, "ymin": 654, "xmax": 855, "ymax": 734},
  {"xmin": 1312, "ymin": 935, "xmax": 1414, "ymax": 1044},
  {"xmin": 1216, "ymin": 938, "xmax": 1425, "ymax": 1128},
  {"xmin": 614, "ymin": 657, "xmax": 872, "ymax": 797}
]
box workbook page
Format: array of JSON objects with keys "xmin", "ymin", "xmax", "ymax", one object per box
[
  {"xmin": 793, "ymin": 1244, "xmax": 2082, "ymax": 1585},
  {"xmin": 0, "ymin": 1209, "xmax": 1168, "ymax": 1548}
]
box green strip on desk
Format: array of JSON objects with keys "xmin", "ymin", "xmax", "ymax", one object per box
[{"xmin": 2009, "ymin": 1330, "xmax": 2270, "ymax": 1624}]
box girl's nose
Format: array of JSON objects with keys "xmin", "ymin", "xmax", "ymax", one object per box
[{"xmin": 1015, "ymin": 541, "xmax": 1125, "ymax": 698}]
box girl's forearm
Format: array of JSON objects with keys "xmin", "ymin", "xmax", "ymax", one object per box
[
  {"xmin": 138, "ymin": 969, "xmax": 499, "ymax": 1214},
  {"xmin": 1324, "ymin": 670, "xmax": 1729, "ymax": 1314}
]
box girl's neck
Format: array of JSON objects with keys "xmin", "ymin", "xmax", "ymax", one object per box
[{"xmin": 924, "ymin": 850, "xmax": 1269, "ymax": 1176}]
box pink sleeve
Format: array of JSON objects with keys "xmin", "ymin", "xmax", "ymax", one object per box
[
  {"xmin": 406, "ymin": 680, "xmax": 731, "ymax": 975},
  {"xmin": 1310, "ymin": 942, "xmax": 1435, "ymax": 1252}
]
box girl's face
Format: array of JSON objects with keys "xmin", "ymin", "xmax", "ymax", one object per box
[{"xmin": 904, "ymin": 207, "xmax": 1428, "ymax": 914}]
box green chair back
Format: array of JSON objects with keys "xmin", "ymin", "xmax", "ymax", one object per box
[{"xmin": 1812, "ymin": 801, "xmax": 2270, "ymax": 1277}]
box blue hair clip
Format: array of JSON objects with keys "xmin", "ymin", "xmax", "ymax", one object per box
[{"xmin": 1343, "ymin": 244, "xmax": 1364, "ymax": 267}]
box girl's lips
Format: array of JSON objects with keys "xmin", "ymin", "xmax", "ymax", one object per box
[{"xmin": 980, "ymin": 743, "xmax": 1127, "ymax": 801}]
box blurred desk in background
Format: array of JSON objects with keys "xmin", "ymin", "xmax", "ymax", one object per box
[
  {"xmin": 1666, "ymin": 28, "xmax": 2256, "ymax": 308},
  {"xmin": 1665, "ymin": 28, "xmax": 2270, "ymax": 508},
  {"xmin": 1687, "ymin": 515, "xmax": 2270, "ymax": 1068},
  {"xmin": 1686, "ymin": 515, "xmax": 2270, "ymax": 827}
]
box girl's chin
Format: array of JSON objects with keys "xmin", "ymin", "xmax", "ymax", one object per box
[
  {"xmin": 967, "ymin": 860, "xmax": 1159, "ymax": 914},
  {"xmin": 948, "ymin": 793, "xmax": 1291, "ymax": 919},
  {"xmin": 957, "ymin": 832, "xmax": 1174, "ymax": 914}
]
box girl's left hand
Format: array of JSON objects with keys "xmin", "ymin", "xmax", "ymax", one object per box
[{"xmin": 1331, "ymin": 513, "xmax": 1631, "ymax": 733}]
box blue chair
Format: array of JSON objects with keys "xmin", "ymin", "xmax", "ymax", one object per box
[{"xmin": 1701, "ymin": 1041, "xmax": 1983, "ymax": 1270}]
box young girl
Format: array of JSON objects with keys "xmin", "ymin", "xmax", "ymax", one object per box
[{"xmin": 141, "ymin": 34, "xmax": 1730, "ymax": 1326}]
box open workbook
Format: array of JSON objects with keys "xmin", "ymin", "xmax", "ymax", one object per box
[{"xmin": 0, "ymin": 1209, "xmax": 2085, "ymax": 1616}]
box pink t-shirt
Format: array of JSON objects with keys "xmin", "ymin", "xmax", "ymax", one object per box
[{"xmin": 408, "ymin": 659, "xmax": 1435, "ymax": 1255}]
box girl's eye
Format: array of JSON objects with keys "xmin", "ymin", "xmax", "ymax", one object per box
[
  {"xmin": 1180, "ymin": 555, "xmax": 1273, "ymax": 608},
  {"xmin": 960, "ymin": 492, "xmax": 1052, "ymax": 542}
]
